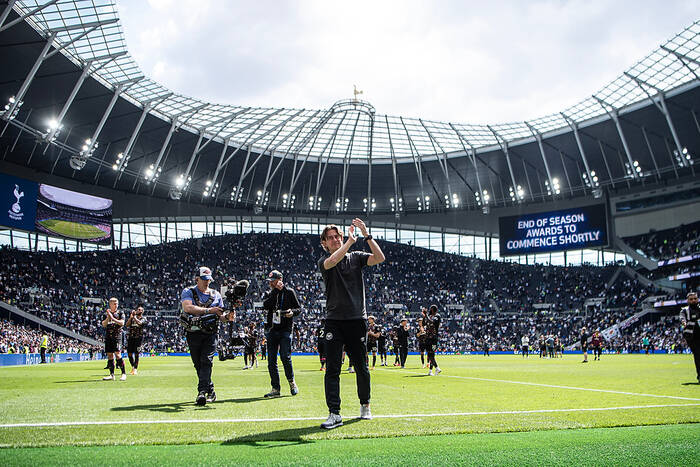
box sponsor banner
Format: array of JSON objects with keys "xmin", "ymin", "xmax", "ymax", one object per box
[{"xmin": 0, "ymin": 352, "xmax": 99, "ymax": 367}]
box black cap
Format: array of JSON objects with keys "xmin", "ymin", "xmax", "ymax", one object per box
[{"xmin": 267, "ymin": 270, "xmax": 283, "ymax": 281}]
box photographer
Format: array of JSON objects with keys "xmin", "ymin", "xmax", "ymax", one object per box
[
  {"xmin": 180, "ymin": 266, "xmax": 235, "ymax": 406},
  {"xmin": 262, "ymin": 270, "xmax": 301, "ymax": 397},
  {"xmin": 680, "ymin": 291, "xmax": 700, "ymax": 382},
  {"xmin": 125, "ymin": 305, "xmax": 147, "ymax": 375}
]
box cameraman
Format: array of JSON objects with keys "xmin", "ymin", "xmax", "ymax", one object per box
[
  {"xmin": 680, "ymin": 291, "xmax": 700, "ymax": 382},
  {"xmin": 181, "ymin": 266, "xmax": 234, "ymax": 406},
  {"xmin": 262, "ymin": 269, "xmax": 301, "ymax": 397}
]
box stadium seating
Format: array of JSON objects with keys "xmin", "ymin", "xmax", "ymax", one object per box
[{"xmin": 0, "ymin": 233, "xmax": 685, "ymax": 354}]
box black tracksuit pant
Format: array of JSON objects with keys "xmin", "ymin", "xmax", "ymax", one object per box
[
  {"xmin": 324, "ymin": 319, "xmax": 370, "ymax": 414},
  {"xmin": 186, "ymin": 331, "xmax": 216, "ymax": 393}
]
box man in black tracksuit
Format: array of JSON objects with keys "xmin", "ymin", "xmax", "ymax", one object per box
[
  {"xmin": 318, "ymin": 219, "xmax": 385, "ymax": 429},
  {"xmin": 680, "ymin": 291, "xmax": 700, "ymax": 382},
  {"xmin": 262, "ymin": 269, "xmax": 302, "ymax": 397}
]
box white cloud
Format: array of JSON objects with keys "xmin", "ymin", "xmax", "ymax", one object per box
[{"xmin": 117, "ymin": 0, "xmax": 700, "ymax": 123}]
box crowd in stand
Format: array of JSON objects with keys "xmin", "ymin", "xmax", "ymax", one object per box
[
  {"xmin": 0, "ymin": 231, "xmax": 691, "ymax": 356},
  {"xmin": 625, "ymin": 220, "xmax": 700, "ymax": 260},
  {"xmin": 0, "ymin": 319, "xmax": 93, "ymax": 354}
]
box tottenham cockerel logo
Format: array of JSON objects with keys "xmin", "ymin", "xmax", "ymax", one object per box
[{"xmin": 8, "ymin": 184, "xmax": 24, "ymax": 221}]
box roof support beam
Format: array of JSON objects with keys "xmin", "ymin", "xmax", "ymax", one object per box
[
  {"xmin": 524, "ymin": 121, "xmax": 556, "ymax": 196},
  {"xmin": 315, "ymin": 113, "xmax": 346, "ymax": 207},
  {"xmin": 624, "ymin": 71, "xmax": 689, "ymax": 168},
  {"xmin": 640, "ymin": 126, "xmax": 662, "ymax": 179},
  {"xmin": 450, "ymin": 124, "xmax": 485, "ymax": 208},
  {"xmin": 593, "ymin": 95, "xmax": 640, "ymax": 180},
  {"xmin": 561, "ymin": 112, "xmax": 596, "ymax": 191},
  {"xmin": 340, "ymin": 113, "xmax": 361, "ymax": 205},
  {"xmin": 42, "ymin": 58, "xmax": 94, "ymax": 149},
  {"xmin": 420, "ymin": 120, "xmax": 451, "ymax": 195},
  {"xmin": 660, "ymin": 45, "xmax": 700, "ymax": 80},
  {"xmin": 0, "ymin": 0, "xmax": 59, "ymax": 33},
  {"xmin": 400, "ymin": 117, "xmax": 426, "ymax": 210},
  {"xmin": 386, "ymin": 116, "xmax": 401, "ymax": 215},
  {"xmin": 2, "ymin": 32, "xmax": 56, "ymax": 120},
  {"xmin": 487, "ymin": 125, "xmax": 519, "ymax": 198}
]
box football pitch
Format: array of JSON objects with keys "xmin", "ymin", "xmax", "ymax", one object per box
[
  {"xmin": 0, "ymin": 354, "xmax": 699, "ymax": 465},
  {"xmin": 36, "ymin": 219, "xmax": 107, "ymax": 241}
]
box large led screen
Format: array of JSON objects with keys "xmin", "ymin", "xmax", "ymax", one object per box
[
  {"xmin": 1, "ymin": 172, "xmax": 112, "ymax": 245},
  {"xmin": 499, "ymin": 204, "xmax": 608, "ymax": 256}
]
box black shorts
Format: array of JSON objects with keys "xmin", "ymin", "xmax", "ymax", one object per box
[
  {"xmin": 368, "ymin": 342, "xmax": 378, "ymax": 353},
  {"xmin": 427, "ymin": 339, "xmax": 438, "ymax": 352},
  {"xmin": 127, "ymin": 337, "xmax": 143, "ymax": 354},
  {"xmin": 318, "ymin": 340, "xmax": 326, "ymax": 356},
  {"xmin": 105, "ymin": 337, "xmax": 120, "ymax": 353},
  {"xmin": 378, "ymin": 342, "xmax": 386, "ymax": 353},
  {"xmin": 418, "ymin": 341, "xmax": 428, "ymax": 352},
  {"xmin": 522, "ymin": 345, "xmax": 529, "ymax": 352}
]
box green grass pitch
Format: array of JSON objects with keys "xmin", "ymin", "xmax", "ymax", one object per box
[
  {"xmin": 0, "ymin": 354, "xmax": 699, "ymax": 465},
  {"xmin": 37, "ymin": 219, "xmax": 106, "ymax": 240}
]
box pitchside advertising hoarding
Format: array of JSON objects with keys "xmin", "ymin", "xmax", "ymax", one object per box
[
  {"xmin": 498, "ymin": 204, "xmax": 609, "ymax": 256},
  {"xmin": 0, "ymin": 172, "xmax": 113, "ymax": 245}
]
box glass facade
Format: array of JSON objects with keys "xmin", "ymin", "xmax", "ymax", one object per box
[{"xmin": 0, "ymin": 218, "xmax": 628, "ymax": 266}]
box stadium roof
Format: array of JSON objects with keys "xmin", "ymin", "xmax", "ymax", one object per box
[{"xmin": 0, "ymin": 1, "xmax": 699, "ymax": 215}]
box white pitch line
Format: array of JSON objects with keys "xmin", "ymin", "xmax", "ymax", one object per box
[
  {"xmin": 405, "ymin": 371, "xmax": 700, "ymax": 402},
  {"xmin": 0, "ymin": 403, "xmax": 698, "ymax": 428}
]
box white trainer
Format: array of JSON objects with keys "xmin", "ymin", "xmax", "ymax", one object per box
[
  {"xmin": 428, "ymin": 370, "xmax": 433, "ymax": 376},
  {"xmin": 360, "ymin": 404, "xmax": 372, "ymax": 420},
  {"xmin": 102, "ymin": 375, "xmax": 114, "ymax": 381},
  {"xmin": 119, "ymin": 373, "xmax": 127, "ymax": 381},
  {"xmin": 435, "ymin": 367, "xmax": 442, "ymax": 375},
  {"xmin": 321, "ymin": 413, "xmax": 343, "ymax": 429}
]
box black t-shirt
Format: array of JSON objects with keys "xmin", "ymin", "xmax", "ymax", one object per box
[
  {"xmin": 262, "ymin": 286, "xmax": 301, "ymax": 332},
  {"xmin": 397, "ymin": 326, "xmax": 409, "ymax": 346},
  {"xmin": 318, "ymin": 251, "xmax": 371, "ymax": 320},
  {"xmin": 580, "ymin": 331, "xmax": 589, "ymax": 346},
  {"xmin": 104, "ymin": 310, "xmax": 124, "ymax": 341},
  {"xmin": 367, "ymin": 323, "xmax": 379, "ymax": 345}
]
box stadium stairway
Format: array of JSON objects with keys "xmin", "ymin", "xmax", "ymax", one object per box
[
  {"xmin": 0, "ymin": 301, "xmax": 102, "ymax": 347},
  {"xmin": 620, "ymin": 265, "xmax": 681, "ymax": 293},
  {"xmin": 614, "ymin": 236, "xmax": 658, "ymax": 271}
]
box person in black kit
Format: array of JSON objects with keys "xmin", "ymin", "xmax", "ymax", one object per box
[
  {"xmin": 591, "ymin": 330, "xmax": 603, "ymax": 361},
  {"xmin": 102, "ymin": 297, "xmax": 127, "ymax": 381},
  {"xmin": 180, "ymin": 266, "xmax": 235, "ymax": 406},
  {"xmin": 396, "ymin": 318, "xmax": 410, "ymax": 368},
  {"xmin": 416, "ymin": 317, "xmax": 427, "ymax": 368},
  {"xmin": 126, "ymin": 305, "xmax": 147, "ymax": 375},
  {"xmin": 482, "ymin": 336, "xmax": 490, "ymax": 356},
  {"xmin": 317, "ymin": 319, "xmax": 327, "ymax": 371},
  {"xmin": 390, "ymin": 326, "xmax": 400, "ymax": 366},
  {"xmin": 367, "ymin": 316, "xmax": 381, "ymax": 370},
  {"xmin": 580, "ymin": 327, "xmax": 589, "ymax": 363},
  {"xmin": 680, "ymin": 291, "xmax": 700, "ymax": 382},
  {"xmin": 423, "ymin": 305, "xmax": 442, "ymax": 375},
  {"xmin": 243, "ymin": 322, "xmax": 259, "ymax": 369},
  {"xmin": 377, "ymin": 322, "xmax": 387, "ymax": 366},
  {"xmin": 262, "ymin": 269, "xmax": 301, "ymax": 397},
  {"xmin": 318, "ymin": 219, "xmax": 385, "ymax": 429}
]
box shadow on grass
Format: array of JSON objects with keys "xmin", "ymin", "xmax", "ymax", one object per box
[
  {"xmin": 222, "ymin": 418, "xmax": 361, "ymax": 447},
  {"xmin": 681, "ymin": 381, "xmax": 700, "ymax": 386},
  {"xmin": 110, "ymin": 396, "xmax": 269, "ymax": 413}
]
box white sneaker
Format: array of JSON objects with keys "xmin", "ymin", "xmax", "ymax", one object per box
[
  {"xmin": 435, "ymin": 367, "xmax": 442, "ymax": 375},
  {"xmin": 243, "ymin": 366, "xmax": 249, "ymax": 370},
  {"xmin": 360, "ymin": 404, "xmax": 372, "ymax": 420},
  {"xmin": 102, "ymin": 375, "xmax": 114, "ymax": 381},
  {"xmin": 321, "ymin": 413, "xmax": 343, "ymax": 429},
  {"xmin": 428, "ymin": 370, "xmax": 433, "ymax": 376},
  {"xmin": 119, "ymin": 373, "xmax": 127, "ymax": 381}
]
